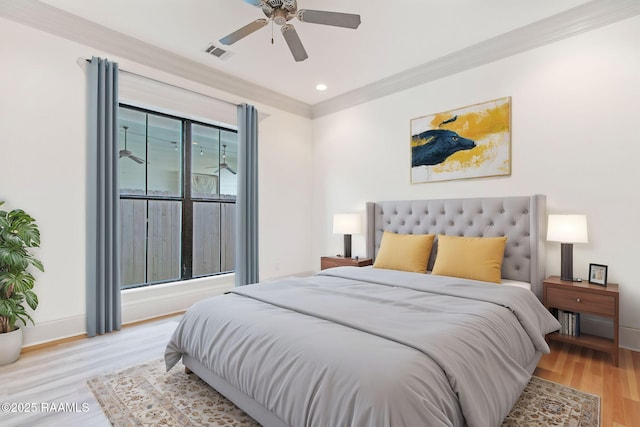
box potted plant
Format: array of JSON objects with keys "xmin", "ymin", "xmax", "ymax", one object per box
[{"xmin": 0, "ymin": 201, "xmax": 44, "ymax": 365}]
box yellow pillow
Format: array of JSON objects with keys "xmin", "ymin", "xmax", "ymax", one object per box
[
  {"xmin": 373, "ymin": 232, "xmax": 435, "ymax": 273},
  {"xmin": 431, "ymin": 235, "xmax": 507, "ymax": 283}
]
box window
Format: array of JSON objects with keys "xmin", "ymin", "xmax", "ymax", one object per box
[{"xmin": 118, "ymin": 105, "xmax": 237, "ymax": 289}]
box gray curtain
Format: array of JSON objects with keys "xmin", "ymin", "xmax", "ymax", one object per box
[
  {"xmin": 235, "ymin": 104, "xmax": 259, "ymax": 286},
  {"xmin": 86, "ymin": 57, "xmax": 121, "ymax": 336}
]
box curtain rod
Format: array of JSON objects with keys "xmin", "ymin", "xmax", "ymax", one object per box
[{"xmin": 84, "ymin": 58, "xmax": 239, "ymax": 108}]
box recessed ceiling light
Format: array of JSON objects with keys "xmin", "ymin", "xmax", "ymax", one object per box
[{"xmin": 315, "ymin": 83, "xmax": 328, "ymax": 91}]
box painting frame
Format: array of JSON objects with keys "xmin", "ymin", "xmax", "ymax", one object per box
[
  {"xmin": 588, "ymin": 263, "xmax": 608, "ymax": 287},
  {"xmin": 410, "ymin": 97, "xmax": 512, "ymax": 184}
]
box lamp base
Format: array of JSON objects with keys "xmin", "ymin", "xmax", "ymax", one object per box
[
  {"xmin": 343, "ymin": 234, "xmax": 352, "ymax": 259},
  {"xmin": 560, "ymin": 243, "xmax": 574, "ymax": 282}
]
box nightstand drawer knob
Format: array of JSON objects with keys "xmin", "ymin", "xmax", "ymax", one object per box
[{"xmin": 576, "ymin": 298, "xmax": 581, "ymax": 302}]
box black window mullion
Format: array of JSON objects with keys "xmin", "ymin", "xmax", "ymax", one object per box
[
  {"xmin": 144, "ymin": 115, "xmax": 150, "ymax": 283},
  {"xmin": 182, "ymin": 121, "xmax": 193, "ymax": 279},
  {"xmin": 145, "ymin": 114, "xmax": 150, "ymax": 195},
  {"xmin": 145, "ymin": 199, "xmax": 149, "ymax": 284}
]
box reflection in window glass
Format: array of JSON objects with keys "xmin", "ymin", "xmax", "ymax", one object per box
[
  {"xmin": 219, "ymin": 130, "xmax": 238, "ymax": 198},
  {"xmin": 192, "ymin": 124, "xmax": 220, "ymax": 199},
  {"xmin": 119, "ymin": 108, "xmax": 147, "ymax": 195},
  {"xmin": 148, "ymin": 115, "xmax": 182, "ymax": 197},
  {"xmin": 191, "ymin": 124, "xmax": 238, "ymax": 199}
]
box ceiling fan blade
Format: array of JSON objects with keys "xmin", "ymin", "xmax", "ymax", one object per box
[
  {"xmin": 220, "ymin": 18, "xmax": 268, "ymax": 45},
  {"xmin": 281, "ymin": 24, "xmax": 308, "ymax": 62},
  {"xmin": 226, "ymin": 166, "xmax": 237, "ymax": 175},
  {"xmin": 297, "ymin": 9, "xmax": 361, "ymax": 29}
]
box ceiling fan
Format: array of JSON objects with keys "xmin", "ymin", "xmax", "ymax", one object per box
[
  {"xmin": 208, "ymin": 144, "xmax": 237, "ymax": 175},
  {"xmin": 119, "ymin": 126, "xmax": 145, "ymax": 164},
  {"xmin": 220, "ymin": 0, "xmax": 361, "ymax": 62}
]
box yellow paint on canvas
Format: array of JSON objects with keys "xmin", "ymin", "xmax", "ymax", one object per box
[
  {"xmin": 424, "ymin": 101, "xmax": 509, "ymax": 172},
  {"xmin": 498, "ymin": 159, "xmax": 511, "ymax": 173},
  {"xmin": 411, "ymin": 135, "xmax": 435, "ymax": 148},
  {"xmin": 430, "ymin": 102, "xmax": 509, "ymax": 141}
]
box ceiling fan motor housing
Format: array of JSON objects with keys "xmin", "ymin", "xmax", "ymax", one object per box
[{"xmin": 262, "ymin": 0, "xmax": 297, "ymax": 24}]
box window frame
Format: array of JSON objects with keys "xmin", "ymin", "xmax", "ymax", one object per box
[{"xmin": 119, "ymin": 103, "xmax": 237, "ymax": 290}]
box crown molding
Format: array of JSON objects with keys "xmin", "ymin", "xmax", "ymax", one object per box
[
  {"xmin": 311, "ymin": 0, "xmax": 640, "ymax": 118},
  {"xmin": 2, "ymin": 0, "xmax": 638, "ymax": 120},
  {"xmin": 0, "ymin": 0, "xmax": 312, "ymax": 118}
]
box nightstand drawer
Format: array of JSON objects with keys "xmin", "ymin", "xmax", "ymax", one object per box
[
  {"xmin": 546, "ymin": 287, "xmax": 616, "ymax": 317},
  {"xmin": 320, "ymin": 257, "xmax": 373, "ymax": 270},
  {"xmin": 321, "ymin": 259, "xmax": 346, "ymax": 269}
]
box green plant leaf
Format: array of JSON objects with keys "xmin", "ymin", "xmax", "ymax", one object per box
[
  {"xmin": 0, "ymin": 271, "xmax": 35, "ymax": 294},
  {"xmin": 27, "ymin": 256, "xmax": 44, "ymax": 272},
  {"xmin": 0, "ymin": 202, "xmax": 43, "ymax": 332},
  {"xmin": 24, "ymin": 289, "xmax": 38, "ymax": 311}
]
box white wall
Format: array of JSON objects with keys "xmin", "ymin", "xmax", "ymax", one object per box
[
  {"xmin": 3, "ymin": 11, "xmax": 638, "ymax": 350},
  {"xmin": 0, "ymin": 17, "xmax": 314, "ymax": 346},
  {"xmin": 312, "ymin": 16, "xmax": 640, "ymax": 349}
]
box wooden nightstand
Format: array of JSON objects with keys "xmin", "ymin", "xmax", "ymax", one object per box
[
  {"xmin": 543, "ymin": 275, "xmax": 619, "ymax": 366},
  {"xmin": 320, "ymin": 256, "xmax": 373, "ymax": 270}
]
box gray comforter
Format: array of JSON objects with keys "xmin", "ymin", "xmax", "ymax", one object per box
[{"xmin": 165, "ymin": 267, "xmax": 560, "ymax": 427}]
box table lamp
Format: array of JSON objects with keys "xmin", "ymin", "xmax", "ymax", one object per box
[
  {"xmin": 547, "ymin": 214, "xmax": 588, "ymax": 281},
  {"xmin": 333, "ymin": 213, "xmax": 361, "ymax": 258}
]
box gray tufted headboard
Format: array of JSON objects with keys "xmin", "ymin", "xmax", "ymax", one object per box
[{"xmin": 366, "ymin": 195, "xmax": 546, "ymax": 299}]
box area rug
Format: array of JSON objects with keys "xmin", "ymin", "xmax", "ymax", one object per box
[{"xmin": 87, "ymin": 359, "xmax": 600, "ymax": 426}]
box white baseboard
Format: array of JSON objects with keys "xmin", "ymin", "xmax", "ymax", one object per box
[
  {"xmin": 22, "ymin": 314, "xmax": 87, "ymax": 348},
  {"xmin": 580, "ymin": 314, "xmax": 640, "ymax": 352},
  {"xmin": 620, "ymin": 326, "xmax": 640, "ymax": 352},
  {"xmin": 22, "ymin": 274, "xmax": 234, "ymax": 348}
]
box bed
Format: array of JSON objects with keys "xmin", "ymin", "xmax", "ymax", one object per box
[{"xmin": 165, "ymin": 195, "xmax": 560, "ymax": 427}]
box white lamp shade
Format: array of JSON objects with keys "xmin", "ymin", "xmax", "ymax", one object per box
[
  {"xmin": 333, "ymin": 213, "xmax": 362, "ymax": 235},
  {"xmin": 547, "ymin": 215, "xmax": 588, "ymax": 243}
]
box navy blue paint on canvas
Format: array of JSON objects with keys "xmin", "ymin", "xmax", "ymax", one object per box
[
  {"xmin": 411, "ymin": 129, "xmax": 476, "ymax": 167},
  {"xmin": 438, "ymin": 115, "xmax": 458, "ymax": 127}
]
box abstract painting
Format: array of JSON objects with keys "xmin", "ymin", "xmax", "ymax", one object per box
[{"xmin": 410, "ymin": 97, "xmax": 511, "ymax": 183}]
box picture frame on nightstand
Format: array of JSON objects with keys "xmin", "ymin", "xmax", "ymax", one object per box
[{"xmin": 588, "ymin": 263, "xmax": 608, "ymax": 286}]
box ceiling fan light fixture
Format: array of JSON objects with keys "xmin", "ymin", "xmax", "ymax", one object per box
[{"xmin": 272, "ymin": 8, "xmax": 289, "ymax": 25}]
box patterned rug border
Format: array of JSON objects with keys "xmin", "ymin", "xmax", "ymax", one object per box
[
  {"xmin": 503, "ymin": 375, "xmax": 601, "ymax": 426},
  {"xmin": 87, "ymin": 359, "xmax": 601, "ymax": 427},
  {"xmin": 531, "ymin": 375, "xmax": 602, "ymax": 403}
]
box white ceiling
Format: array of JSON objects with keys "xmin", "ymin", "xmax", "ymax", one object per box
[
  {"xmin": 36, "ymin": 0, "xmax": 590, "ymax": 105},
  {"xmin": 4, "ymin": 0, "xmax": 639, "ymax": 117}
]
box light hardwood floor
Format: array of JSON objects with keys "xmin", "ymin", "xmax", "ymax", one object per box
[
  {"xmin": 0, "ymin": 317, "xmax": 181, "ymax": 427},
  {"xmin": 1, "ymin": 316, "xmax": 638, "ymax": 426},
  {"xmin": 535, "ymin": 341, "xmax": 640, "ymax": 427}
]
